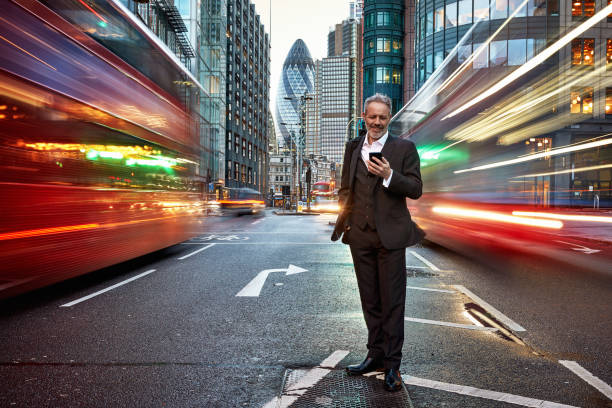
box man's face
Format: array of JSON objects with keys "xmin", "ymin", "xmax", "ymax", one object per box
[{"xmin": 363, "ymin": 101, "xmax": 391, "ymax": 141}]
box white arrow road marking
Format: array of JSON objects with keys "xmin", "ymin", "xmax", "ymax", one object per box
[
  {"xmin": 454, "ymin": 285, "xmax": 526, "ymax": 332},
  {"xmin": 236, "ymin": 264, "xmax": 308, "ymax": 297},
  {"xmin": 554, "ymin": 240, "xmax": 601, "ymax": 254}
]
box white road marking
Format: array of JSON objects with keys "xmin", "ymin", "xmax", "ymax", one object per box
[
  {"xmin": 236, "ymin": 265, "xmax": 308, "ymax": 297},
  {"xmin": 403, "ymin": 375, "xmax": 579, "ymax": 407},
  {"xmin": 409, "ymin": 250, "xmax": 441, "ymax": 271},
  {"xmin": 177, "ymin": 243, "xmax": 215, "ymax": 260},
  {"xmin": 406, "ymin": 286, "xmax": 456, "ymax": 293},
  {"xmin": 251, "ymin": 219, "xmax": 263, "ymax": 225},
  {"xmin": 559, "ymin": 360, "xmax": 612, "ymax": 399},
  {"xmin": 405, "ymin": 317, "xmax": 498, "ymax": 332},
  {"xmin": 453, "ymin": 285, "xmax": 526, "ymax": 332},
  {"xmin": 60, "ymin": 269, "xmax": 156, "ymax": 307},
  {"xmin": 261, "ymin": 350, "xmax": 349, "ymax": 408}
]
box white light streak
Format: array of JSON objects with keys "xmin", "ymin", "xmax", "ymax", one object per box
[
  {"xmin": 454, "ymin": 138, "xmax": 612, "ymax": 174},
  {"xmin": 433, "ymin": 206, "xmax": 563, "ymax": 229},
  {"xmin": 512, "ymin": 211, "xmax": 612, "ymax": 224}
]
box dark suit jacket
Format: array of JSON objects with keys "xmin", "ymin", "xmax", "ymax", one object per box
[{"xmin": 331, "ymin": 134, "xmax": 424, "ymax": 249}]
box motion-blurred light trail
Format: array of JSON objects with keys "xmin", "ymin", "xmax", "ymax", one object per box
[{"xmin": 432, "ymin": 207, "xmax": 563, "ymax": 229}]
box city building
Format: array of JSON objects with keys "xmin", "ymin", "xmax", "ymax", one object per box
[
  {"xmin": 122, "ymin": 0, "xmax": 226, "ymax": 196},
  {"xmin": 305, "ymin": 59, "xmax": 322, "ymax": 157},
  {"xmin": 320, "ymin": 56, "xmax": 354, "ymax": 163},
  {"xmin": 268, "ymin": 152, "xmax": 294, "ymax": 206},
  {"xmin": 350, "ymin": 1, "xmax": 364, "ymax": 21},
  {"xmin": 275, "ymin": 39, "xmax": 316, "ymax": 150},
  {"xmin": 362, "ymin": 0, "xmax": 406, "ymax": 114},
  {"xmin": 225, "ymin": 0, "xmax": 271, "ymax": 192}
]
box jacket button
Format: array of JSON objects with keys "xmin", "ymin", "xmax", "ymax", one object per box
[{"xmin": 346, "ymin": 226, "xmax": 351, "ymax": 231}]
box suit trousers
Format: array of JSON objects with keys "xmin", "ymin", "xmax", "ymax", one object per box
[{"xmin": 348, "ymin": 224, "xmax": 407, "ymax": 370}]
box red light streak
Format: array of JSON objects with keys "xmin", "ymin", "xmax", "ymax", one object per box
[
  {"xmin": 77, "ymin": 0, "xmax": 109, "ymax": 23},
  {"xmin": 0, "ymin": 223, "xmax": 100, "ymax": 241}
]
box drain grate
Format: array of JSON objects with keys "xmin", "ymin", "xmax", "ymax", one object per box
[
  {"xmin": 405, "ymin": 267, "xmax": 437, "ymax": 277},
  {"xmin": 281, "ymin": 368, "xmax": 413, "ymax": 408}
]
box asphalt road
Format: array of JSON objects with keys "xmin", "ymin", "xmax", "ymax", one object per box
[{"xmin": 0, "ymin": 209, "xmax": 610, "ymax": 407}]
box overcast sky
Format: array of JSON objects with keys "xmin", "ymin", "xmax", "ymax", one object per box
[{"xmin": 249, "ymin": 0, "xmax": 352, "ymax": 113}]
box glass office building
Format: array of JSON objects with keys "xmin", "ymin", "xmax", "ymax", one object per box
[
  {"xmin": 362, "ymin": 0, "xmax": 405, "ymax": 114},
  {"xmin": 275, "ymin": 39, "xmax": 316, "ymax": 149}
]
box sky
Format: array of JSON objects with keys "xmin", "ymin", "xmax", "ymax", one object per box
[{"xmin": 249, "ymin": 0, "xmax": 352, "ymax": 113}]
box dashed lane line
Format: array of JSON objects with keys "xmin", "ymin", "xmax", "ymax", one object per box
[
  {"xmin": 404, "ymin": 317, "xmax": 498, "ymax": 332},
  {"xmin": 559, "ymin": 360, "xmax": 612, "ymax": 400},
  {"xmin": 261, "ymin": 350, "xmax": 350, "ymax": 408},
  {"xmin": 60, "ymin": 269, "xmax": 156, "ymax": 307},
  {"xmin": 177, "ymin": 243, "xmax": 216, "ymax": 260},
  {"xmin": 402, "ymin": 375, "xmax": 580, "ymax": 408},
  {"xmin": 453, "ymin": 284, "xmax": 526, "ymax": 332},
  {"xmin": 409, "ymin": 250, "xmax": 441, "ymax": 271}
]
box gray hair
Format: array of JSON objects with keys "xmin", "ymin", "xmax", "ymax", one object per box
[{"xmin": 363, "ymin": 93, "xmax": 392, "ymax": 114}]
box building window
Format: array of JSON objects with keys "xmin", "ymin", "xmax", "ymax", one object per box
[
  {"xmin": 458, "ymin": 43, "xmax": 472, "ymax": 63},
  {"xmin": 570, "ymin": 87, "xmax": 594, "ymax": 114},
  {"xmin": 366, "ymin": 39, "xmax": 375, "ymax": 55},
  {"xmin": 446, "ymin": 2, "xmax": 458, "ymax": 26},
  {"xmin": 458, "ymin": 0, "xmax": 473, "ymax": 25},
  {"xmin": 474, "ymin": 0, "xmax": 490, "ymax": 20},
  {"xmin": 607, "ymin": 39, "xmax": 612, "ymax": 70},
  {"xmin": 242, "ymin": 139, "xmax": 246, "ymax": 156},
  {"xmin": 490, "ymin": 40, "xmax": 507, "ymax": 66},
  {"xmin": 509, "ymin": 0, "xmax": 527, "ymax": 16},
  {"xmin": 426, "ymin": 10, "xmax": 434, "ymax": 35},
  {"xmin": 528, "ymin": 0, "xmax": 546, "ymax": 15},
  {"xmin": 377, "ymin": 37, "xmax": 391, "ymax": 53},
  {"xmin": 435, "ymin": 7, "xmax": 445, "ymax": 31},
  {"xmin": 491, "ymin": 0, "xmax": 508, "ymax": 19},
  {"xmin": 227, "ymin": 160, "xmax": 232, "ymax": 179},
  {"xmin": 473, "ymin": 43, "xmax": 489, "ymax": 69},
  {"xmin": 606, "ymin": 88, "xmax": 612, "ymax": 117},
  {"xmin": 572, "ymin": 0, "xmax": 595, "ymax": 18},
  {"xmin": 241, "ymin": 165, "xmax": 247, "ymax": 182},
  {"xmin": 508, "ymin": 39, "xmax": 527, "ymax": 65},
  {"xmin": 227, "ymin": 132, "xmax": 232, "ymax": 151},
  {"xmin": 434, "ymin": 51, "xmax": 444, "ymax": 70},
  {"xmin": 392, "ymin": 39, "xmax": 403, "ymax": 54},
  {"xmin": 235, "ymin": 135, "xmax": 240, "ymax": 153},
  {"xmin": 571, "ymin": 38, "xmax": 595, "ymax": 66},
  {"xmin": 248, "ymin": 143, "xmax": 252, "ymax": 159},
  {"xmin": 234, "ymin": 162, "xmax": 240, "ymax": 180}
]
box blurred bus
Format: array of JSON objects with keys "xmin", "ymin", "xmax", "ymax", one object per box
[{"xmin": 0, "ymin": 1, "xmax": 204, "ymax": 298}]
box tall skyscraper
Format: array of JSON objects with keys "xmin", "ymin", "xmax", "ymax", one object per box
[
  {"xmin": 350, "ymin": 1, "xmax": 364, "ymax": 21},
  {"xmin": 362, "ymin": 0, "xmax": 405, "ymax": 114},
  {"xmin": 320, "ymin": 56, "xmax": 353, "ymax": 163},
  {"xmin": 275, "ymin": 39, "xmax": 316, "ymax": 150},
  {"xmin": 225, "ymin": 0, "xmax": 270, "ymax": 191},
  {"xmin": 305, "ymin": 59, "xmax": 322, "ymax": 157}
]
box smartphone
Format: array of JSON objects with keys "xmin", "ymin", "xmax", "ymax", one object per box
[{"xmin": 369, "ymin": 152, "xmax": 383, "ymax": 162}]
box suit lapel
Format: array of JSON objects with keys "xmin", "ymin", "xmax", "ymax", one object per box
[{"xmin": 349, "ymin": 135, "xmax": 366, "ymax": 190}]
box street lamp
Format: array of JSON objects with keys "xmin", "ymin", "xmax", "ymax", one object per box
[
  {"xmin": 282, "ymin": 91, "xmax": 313, "ymax": 212},
  {"xmin": 345, "ymin": 116, "xmax": 362, "ymax": 142}
]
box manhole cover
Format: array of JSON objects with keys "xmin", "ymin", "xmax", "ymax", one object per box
[
  {"xmin": 281, "ymin": 368, "xmax": 413, "ymax": 408},
  {"xmin": 406, "ymin": 267, "xmax": 437, "ymax": 277}
]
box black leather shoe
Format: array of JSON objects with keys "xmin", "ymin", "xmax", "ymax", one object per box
[
  {"xmin": 345, "ymin": 357, "xmax": 384, "ymax": 376},
  {"xmin": 384, "ymin": 369, "xmax": 403, "ymax": 392}
]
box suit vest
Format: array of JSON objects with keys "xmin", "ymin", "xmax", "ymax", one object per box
[{"xmin": 351, "ymin": 157, "xmax": 377, "ymax": 230}]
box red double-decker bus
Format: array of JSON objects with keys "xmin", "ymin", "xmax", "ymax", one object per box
[{"xmin": 0, "ymin": 0, "xmax": 205, "ymax": 298}]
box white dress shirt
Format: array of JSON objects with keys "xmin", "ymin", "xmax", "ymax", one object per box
[{"xmin": 361, "ymin": 131, "xmax": 393, "ymax": 187}]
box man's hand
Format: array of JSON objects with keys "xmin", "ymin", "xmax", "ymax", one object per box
[{"xmin": 367, "ymin": 156, "xmax": 392, "ymax": 180}]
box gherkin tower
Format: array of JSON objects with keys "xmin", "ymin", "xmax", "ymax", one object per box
[{"xmin": 275, "ymin": 39, "xmax": 315, "ymax": 149}]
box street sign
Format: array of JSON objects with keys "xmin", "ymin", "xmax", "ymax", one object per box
[{"xmin": 236, "ymin": 264, "xmax": 308, "ymax": 297}]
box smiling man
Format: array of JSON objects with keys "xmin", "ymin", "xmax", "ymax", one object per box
[{"xmin": 331, "ymin": 93, "xmax": 424, "ymax": 392}]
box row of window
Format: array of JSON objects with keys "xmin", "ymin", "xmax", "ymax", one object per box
[
  {"xmin": 365, "ymin": 37, "xmax": 404, "ymax": 55},
  {"xmin": 416, "ymin": 38, "xmax": 546, "ymax": 85},
  {"xmin": 363, "ymin": 67, "xmax": 403, "ymax": 85},
  {"xmin": 571, "ymin": 38, "xmax": 612, "ymax": 68},
  {"xmin": 226, "ymin": 133, "xmax": 263, "ymax": 161},
  {"xmin": 416, "ymin": 0, "xmax": 548, "ymax": 41},
  {"xmin": 226, "ymin": 160, "xmax": 257, "ymax": 184},
  {"xmin": 569, "ymin": 87, "xmax": 612, "ymax": 116},
  {"xmin": 364, "ymin": 11, "xmax": 404, "ymax": 29}
]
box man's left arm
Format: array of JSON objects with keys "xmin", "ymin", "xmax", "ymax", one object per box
[{"xmin": 385, "ymin": 140, "xmax": 422, "ymax": 200}]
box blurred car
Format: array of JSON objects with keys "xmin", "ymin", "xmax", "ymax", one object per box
[{"xmin": 219, "ymin": 188, "xmax": 265, "ymax": 216}]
